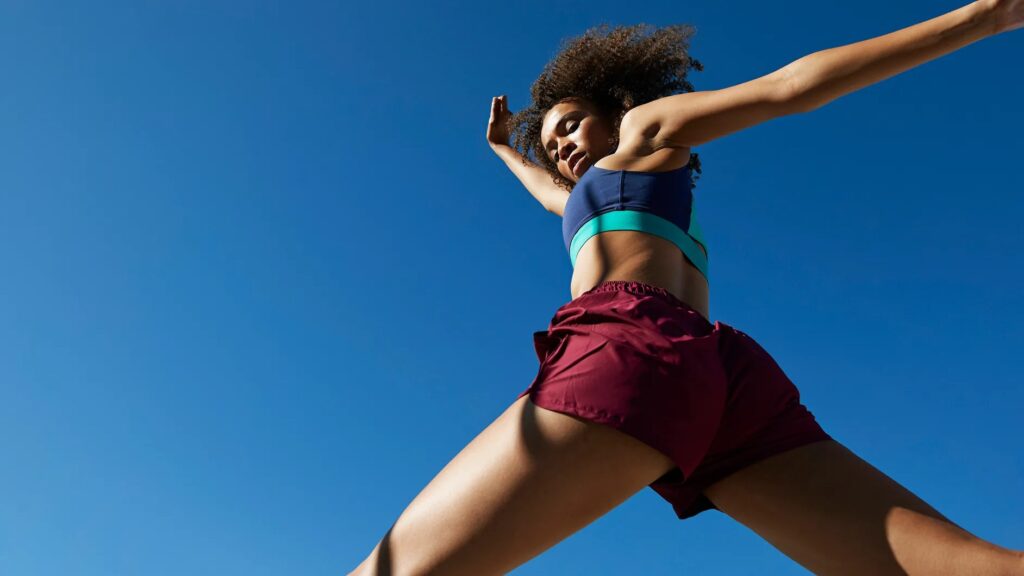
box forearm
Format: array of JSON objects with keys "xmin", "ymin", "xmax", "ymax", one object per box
[
  {"xmin": 492, "ymin": 144, "xmax": 568, "ymax": 214},
  {"xmin": 784, "ymin": 1, "xmax": 997, "ymax": 112}
]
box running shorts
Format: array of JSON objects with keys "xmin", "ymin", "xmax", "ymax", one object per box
[{"xmin": 517, "ymin": 280, "xmax": 833, "ymax": 519}]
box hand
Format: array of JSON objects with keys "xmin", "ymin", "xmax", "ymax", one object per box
[
  {"xmin": 487, "ymin": 95, "xmax": 512, "ymax": 149},
  {"xmin": 987, "ymin": 0, "xmax": 1024, "ymax": 33}
]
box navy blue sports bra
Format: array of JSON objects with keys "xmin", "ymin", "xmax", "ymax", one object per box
[{"xmin": 561, "ymin": 163, "xmax": 709, "ymax": 281}]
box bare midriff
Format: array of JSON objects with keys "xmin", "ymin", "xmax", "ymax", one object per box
[
  {"xmin": 567, "ymin": 146, "xmax": 710, "ymax": 322},
  {"xmin": 570, "ymin": 230, "xmax": 710, "ymax": 322}
]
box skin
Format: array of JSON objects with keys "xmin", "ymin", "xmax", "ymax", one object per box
[
  {"xmin": 349, "ymin": 97, "xmax": 1024, "ymax": 576},
  {"xmin": 538, "ymin": 97, "xmax": 615, "ymax": 183},
  {"xmin": 540, "ymin": 98, "xmax": 712, "ymax": 321},
  {"xmin": 351, "ymin": 2, "xmax": 1024, "ymax": 573}
]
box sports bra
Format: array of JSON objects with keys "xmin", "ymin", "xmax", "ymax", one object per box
[{"xmin": 562, "ymin": 163, "xmax": 709, "ymax": 281}]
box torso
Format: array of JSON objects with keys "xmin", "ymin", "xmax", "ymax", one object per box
[{"xmin": 568, "ymin": 146, "xmax": 711, "ymax": 322}]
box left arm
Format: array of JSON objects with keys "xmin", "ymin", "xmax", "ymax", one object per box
[
  {"xmin": 623, "ymin": 0, "xmax": 1009, "ymax": 149},
  {"xmin": 783, "ymin": 0, "xmax": 998, "ymax": 114}
]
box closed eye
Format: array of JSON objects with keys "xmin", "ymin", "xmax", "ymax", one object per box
[{"xmin": 547, "ymin": 116, "xmax": 580, "ymax": 161}]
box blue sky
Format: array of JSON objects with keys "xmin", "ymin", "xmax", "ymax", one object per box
[{"xmin": 1, "ymin": 1, "xmax": 1021, "ymax": 574}]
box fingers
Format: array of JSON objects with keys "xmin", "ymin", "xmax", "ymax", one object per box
[
  {"xmin": 487, "ymin": 95, "xmax": 511, "ymax": 146},
  {"xmin": 490, "ymin": 95, "xmax": 508, "ymax": 120}
]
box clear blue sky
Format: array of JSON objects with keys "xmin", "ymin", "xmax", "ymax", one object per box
[{"xmin": 1, "ymin": 1, "xmax": 1021, "ymax": 574}]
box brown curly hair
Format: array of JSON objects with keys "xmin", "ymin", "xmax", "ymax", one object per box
[{"xmin": 509, "ymin": 24, "xmax": 704, "ymax": 192}]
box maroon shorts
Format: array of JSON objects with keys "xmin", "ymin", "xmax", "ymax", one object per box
[{"xmin": 517, "ymin": 280, "xmax": 832, "ymax": 519}]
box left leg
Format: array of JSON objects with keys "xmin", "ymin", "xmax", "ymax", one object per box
[{"xmin": 704, "ymin": 439, "xmax": 1024, "ymax": 576}]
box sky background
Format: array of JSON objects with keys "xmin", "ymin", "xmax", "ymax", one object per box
[{"xmin": 1, "ymin": 0, "xmax": 1021, "ymax": 574}]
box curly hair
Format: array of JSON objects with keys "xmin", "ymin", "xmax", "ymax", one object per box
[{"xmin": 509, "ymin": 24, "xmax": 704, "ymax": 192}]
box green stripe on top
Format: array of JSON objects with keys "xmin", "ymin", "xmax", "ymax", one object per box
[
  {"xmin": 569, "ymin": 210, "xmax": 709, "ymax": 280},
  {"xmin": 688, "ymin": 198, "xmax": 707, "ymax": 248}
]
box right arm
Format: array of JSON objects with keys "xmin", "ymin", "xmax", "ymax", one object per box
[{"xmin": 488, "ymin": 95, "xmax": 569, "ymax": 217}]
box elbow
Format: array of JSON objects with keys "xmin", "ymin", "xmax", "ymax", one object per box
[{"xmin": 779, "ymin": 61, "xmax": 823, "ymax": 115}]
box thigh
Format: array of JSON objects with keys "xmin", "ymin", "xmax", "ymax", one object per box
[
  {"xmin": 351, "ymin": 394, "xmax": 676, "ymax": 576},
  {"xmin": 704, "ymin": 439, "xmax": 1015, "ymax": 576}
]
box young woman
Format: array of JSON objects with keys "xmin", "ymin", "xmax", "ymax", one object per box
[{"xmin": 352, "ymin": 2, "xmax": 1024, "ymax": 574}]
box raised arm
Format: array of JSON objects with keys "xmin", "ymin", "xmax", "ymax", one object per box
[
  {"xmin": 487, "ymin": 95, "xmax": 569, "ymax": 216},
  {"xmin": 783, "ymin": 0, "xmax": 1000, "ymax": 113},
  {"xmin": 624, "ymin": 0, "xmax": 1016, "ymax": 149}
]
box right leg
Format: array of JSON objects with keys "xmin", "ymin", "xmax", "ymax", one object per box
[
  {"xmin": 703, "ymin": 439, "xmax": 1024, "ymax": 575},
  {"xmin": 349, "ymin": 394, "xmax": 677, "ymax": 576}
]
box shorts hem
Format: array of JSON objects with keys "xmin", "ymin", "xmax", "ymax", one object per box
[
  {"xmin": 667, "ymin": 427, "xmax": 835, "ymax": 520},
  {"xmin": 520, "ymin": 391, "xmax": 687, "ymax": 481}
]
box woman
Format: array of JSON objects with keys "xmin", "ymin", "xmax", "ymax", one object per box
[{"xmin": 352, "ymin": 2, "xmax": 1024, "ymax": 574}]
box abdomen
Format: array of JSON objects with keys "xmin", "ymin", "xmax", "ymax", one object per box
[{"xmin": 569, "ymin": 230, "xmax": 710, "ymax": 321}]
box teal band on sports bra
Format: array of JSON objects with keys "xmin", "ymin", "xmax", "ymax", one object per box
[{"xmin": 568, "ymin": 210, "xmax": 709, "ymax": 280}]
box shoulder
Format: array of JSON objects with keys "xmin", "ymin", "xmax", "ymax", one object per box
[
  {"xmin": 594, "ymin": 144, "xmax": 692, "ymax": 173},
  {"xmin": 616, "ymin": 101, "xmax": 673, "ymax": 153},
  {"xmin": 606, "ymin": 105, "xmax": 692, "ymax": 172}
]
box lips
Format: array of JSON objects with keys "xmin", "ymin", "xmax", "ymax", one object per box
[{"xmin": 567, "ymin": 151, "xmax": 586, "ymax": 176}]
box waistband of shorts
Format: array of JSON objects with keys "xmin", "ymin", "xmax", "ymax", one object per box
[{"xmin": 580, "ymin": 280, "xmax": 691, "ymax": 309}]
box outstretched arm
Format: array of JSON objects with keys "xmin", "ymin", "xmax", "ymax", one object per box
[
  {"xmin": 625, "ymin": 0, "xmax": 1016, "ymax": 149},
  {"xmin": 784, "ymin": 0, "xmax": 1001, "ymax": 113}
]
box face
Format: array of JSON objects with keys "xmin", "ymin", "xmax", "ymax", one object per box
[{"xmin": 540, "ymin": 99, "xmax": 614, "ymax": 183}]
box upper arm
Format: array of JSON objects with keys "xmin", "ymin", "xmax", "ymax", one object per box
[
  {"xmin": 621, "ymin": 68, "xmax": 803, "ymax": 149},
  {"xmin": 547, "ymin": 191, "xmax": 569, "ymax": 217}
]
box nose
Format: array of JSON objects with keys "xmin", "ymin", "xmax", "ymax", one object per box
[{"xmin": 557, "ymin": 140, "xmax": 576, "ymax": 162}]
